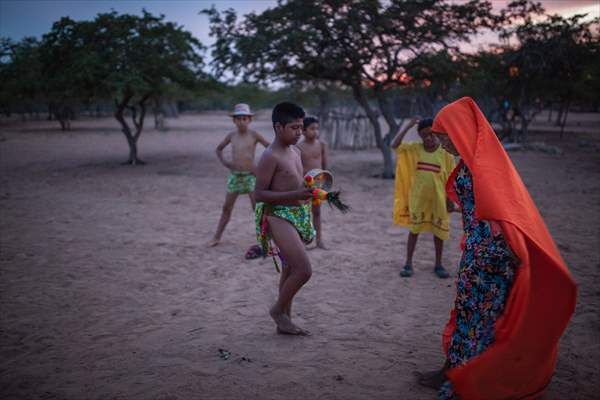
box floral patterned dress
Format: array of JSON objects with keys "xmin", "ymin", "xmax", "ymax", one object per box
[{"xmin": 439, "ymin": 162, "xmax": 519, "ymax": 400}]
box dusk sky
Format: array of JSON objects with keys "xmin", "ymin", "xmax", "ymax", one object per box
[{"xmin": 1, "ymin": 1, "xmax": 598, "ymax": 54}]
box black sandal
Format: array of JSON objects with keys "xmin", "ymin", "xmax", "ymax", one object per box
[
  {"xmin": 434, "ymin": 265, "xmax": 450, "ymax": 279},
  {"xmin": 400, "ymin": 265, "xmax": 414, "ymax": 277}
]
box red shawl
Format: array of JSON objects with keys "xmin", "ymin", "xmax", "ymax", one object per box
[{"xmin": 433, "ymin": 97, "xmax": 577, "ymax": 399}]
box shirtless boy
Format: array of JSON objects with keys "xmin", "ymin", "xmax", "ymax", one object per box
[
  {"xmin": 297, "ymin": 116, "xmax": 329, "ymax": 249},
  {"xmin": 255, "ymin": 102, "xmax": 315, "ymax": 335},
  {"xmin": 208, "ymin": 103, "xmax": 270, "ymax": 247}
]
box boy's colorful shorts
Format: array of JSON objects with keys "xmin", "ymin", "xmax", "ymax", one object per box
[{"xmin": 227, "ymin": 171, "xmax": 256, "ymax": 194}]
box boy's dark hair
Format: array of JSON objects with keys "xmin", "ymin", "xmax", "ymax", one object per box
[
  {"xmin": 303, "ymin": 116, "xmax": 319, "ymax": 130},
  {"xmin": 272, "ymin": 102, "xmax": 305, "ymax": 130},
  {"xmin": 417, "ymin": 118, "xmax": 433, "ymax": 132}
]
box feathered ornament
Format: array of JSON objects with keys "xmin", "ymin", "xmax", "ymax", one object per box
[{"xmin": 304, "ymin": 169, "xmax": 350, "ymax": 213}]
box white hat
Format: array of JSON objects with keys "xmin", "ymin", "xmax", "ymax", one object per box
[{"xmin": 230, "ymin": 103, "xmax": 254, "ymax": 116}]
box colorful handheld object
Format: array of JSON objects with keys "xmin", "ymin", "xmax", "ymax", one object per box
[
  {"xmin": 304, "ymin": 169, "xmax": 350, "ymax": 213},
  {"xmin": 304, "ymin": 168, "xmax": 333, "ymax": 190}
]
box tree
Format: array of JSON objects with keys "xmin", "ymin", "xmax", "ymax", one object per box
[
  {"xmin": 91, "ymin": 11, "xmax": 205, "ymax": 164},
  {"xmin": 403, "ymin": 50, "xmax": 467, "ymax": 115},
  {"xmin": 38, "ymin": 11, "xmax": 205, "ymax": 163},
  {"xmin": 459, "ymin": 12, "xmax": 600, "ymax": 142},
  {"xmin": 575, "ymin": 38, "xmax": 600, "ymax": 112},
  {"xmin": 0, "ymin": 37, "xmax": 44, "ymax": 119},
  {"xmin": 204, "ymin": 0, "xmax": 530, "ymax": 177},
  {"xmin": 38, "ymin": 17, "xmax": 94, "ymax": 130},
  {"xmin": 503, "ymin": 13, "xmax": 600, "ymax": 136}
]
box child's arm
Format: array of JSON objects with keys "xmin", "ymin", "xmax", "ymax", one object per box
[
  {"xmin": 255, "ymin": 152, "xmax": 312, "ymax": 203},
  {"xmin": 321, "ymin": 141, "xmax": 329, "ymax": 171},
  {"xmin": 250, "ymin": 132, "xmax": 271, "ymax": 175},
  {"xmin": 390, "ymin": 117, "xmax": 419, "ymax": 149},
  {"xmin": 216, "ymin": 133, "xmax": 234, "ymax": 170},
  {"xmin": 255, "ymin": 131, "xmax": 270, "ymax": 148}
]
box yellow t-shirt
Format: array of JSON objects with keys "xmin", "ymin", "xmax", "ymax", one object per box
[{"xmin": 393, "ymin": 142, "xmax": 455, "ymax": 240}]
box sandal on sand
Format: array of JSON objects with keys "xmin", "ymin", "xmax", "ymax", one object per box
[
  {"xmin": 400, "ymin": 265, "xmax": 414, "ymax": 278},
  {"xmin": 434, "ymin": 265, "xmax": 450, "ymax": 279},
  {"xmin": 244, "ymin": 245, "xmax": 262, "ymax": 260}
]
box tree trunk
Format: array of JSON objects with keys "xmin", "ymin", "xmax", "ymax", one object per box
[
  {"xmin": 521, "ymin": 117, "xmax": 530, "ymax": 143},
  {"xmin": 352, "ymin": 85, "xmax": 394, "ymax": 179},
  {"xmin": 374, "ymin": 84, "xmax": 401, "ymax": 146},
  {"xmin": 555, "ymin": 101, "xmax": 565, "ymax": 126},
  {"xmin": 131, "ymin": 95, "xmax": 149, "ymax": 140},
  {"xmin": 519, "ymin": 98, "xmax": 533, "ymax": 143},
  {"xmin": 114, "ymin": 94, "xmax": 145, "ymax": 165},
  {"xmin": 560, "ymin": 99, "xmax": 571, "ymax": 139},
  {"xmin": 519, "ymin": 100, "xmax": 543, "ymax": 144},
  {"xmin": 316, "ymin": 90, "xmax": 330, "ymax": 145},
  {"xmin": 153, "ymin": 97, "xmax": 166, "ymax": 131},
  {"xmin": 126, "ymin": 136, "xmax": 140, "ymax": 164},
  {"xmin": 53, "ymin": 104, "xmax": 71, "ymax": 131}
]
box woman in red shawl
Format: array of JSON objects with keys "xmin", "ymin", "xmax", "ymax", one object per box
[{"xmin": 421, "ymin": 97, "xmax": 576, "ymax": 399}]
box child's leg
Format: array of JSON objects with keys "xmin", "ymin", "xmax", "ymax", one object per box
[
  {"xmin": 208, "ymin": 192, "xmax": 238, "ymax": 247},
  {"xmin": 313, "ymin": 203, "xmax": 327, "ymax": 249},
  {"xmin": 433, "ymin": 235, "xmax": 449, "ymax": 278},
  {"xmin": 248, "ymin": 192, "xmax": 256, "ymax": 210},
  {"xmin": 434, "ymin": 235, "xmax": 443, "ymax": 266},
  {"xmin": 405, "ymin": 232, "xmax": 419, "ymax": 265},
  {"xmin": 400, "ymin": 232, "xmax": 419, "ymax": 277},
  {"xmin": 267, "ymin": 215, "xmax": 312, "ymax": 335},
  {"xmin": 279, "ymin": 262, "xmax": 292, "ymax": 318}
]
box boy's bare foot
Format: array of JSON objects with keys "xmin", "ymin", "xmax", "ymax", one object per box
[
  {"xmin": 207, "ymin": 238, "xmax": 220, "ymax": 247},
  {"xmin": 276, "ymin": 326, "xmax": 311, "ymax": 336},
  {"xmin": 270, "ymin": 306, "xmax": 308, "ymax": 335},
  {"xmin": 316, "ymin": 240, "xmax": 328, "ymax": 250},
  {"xmin": 415, "ymin": 368, "xmax": 447, "ymax": 390}
]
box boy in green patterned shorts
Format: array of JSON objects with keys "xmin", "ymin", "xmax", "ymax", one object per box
[
  {"xmin": 207, "ymin": 103, "xmax": 270, "ymax": 247},
  {"xmin": 255, "ymin": 102, "xmax": 315, "ymax": 336}
]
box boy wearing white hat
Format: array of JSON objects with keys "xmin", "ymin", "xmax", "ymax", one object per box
[{"xmin": 208, "ymin": 103, "xmax": 270, "ymax": 247}]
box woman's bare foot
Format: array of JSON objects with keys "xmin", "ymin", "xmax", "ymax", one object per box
[
  {"xmin": 416, "ymin": 367, "xmax": 447, "ymax": 390},
  {"xmin": 207, "ymin": 237, "xmax": 220, "ymax": 247}
]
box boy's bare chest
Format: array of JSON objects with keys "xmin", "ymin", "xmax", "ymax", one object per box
[
  {"xmin": 300, "ymin": 142, "xmax": 322, "ymax": 161},
  {"xmin": 230, "ymin": 133, "xmax": 256, "ymax": 153},
  {"xmin": 273, "ymin": 155, "xmax": 303, "ymax": 188}
]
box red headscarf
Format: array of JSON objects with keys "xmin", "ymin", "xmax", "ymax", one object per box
[{"xmin": 433, "ymin": 97, "xmax": 577, "ymax": 399}]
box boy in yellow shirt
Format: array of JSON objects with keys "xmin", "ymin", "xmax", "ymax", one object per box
[{"xmin": 391, "ymin": 117, "xmax": 455, "ymax": 278}]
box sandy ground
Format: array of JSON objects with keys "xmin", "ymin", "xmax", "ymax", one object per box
[{"xmin": 1, "ymin": 112, "xmax": 599, "ymax": 400}]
